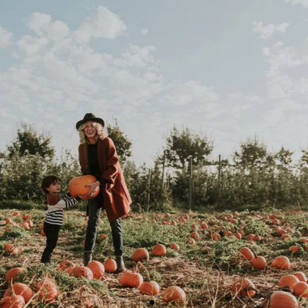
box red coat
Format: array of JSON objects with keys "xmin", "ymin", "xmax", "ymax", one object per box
[{"xmin": 78, "ymin": 137, "xmax": 132, "ymax": 222}]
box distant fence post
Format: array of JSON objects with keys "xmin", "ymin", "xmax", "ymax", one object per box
[
  {"xmin": 218, "ymin": 154, "xmax": 221, "ymax": 206},
  {"xmin": 189, "ymin": 156, "xmax": 193, "ymax": 209},
  {"xmin": 147, "ymin": 169, "xmax": 152, "ymax": 206},
  {"xmin": 161, "ymin": 150, "xmax": 166, "ymax": 201}
]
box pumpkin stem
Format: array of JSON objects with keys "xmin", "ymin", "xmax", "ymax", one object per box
[
  {"xmin": 22, "ymin": 257, "xmax": 29, "ymax": 268},
  {"xmin": 137, "ymin": 261, "xmax": 151, "ymax": 282},
  {"xmin": 250, "ymin": 246, "xmax": 258, "ymax": 258}
]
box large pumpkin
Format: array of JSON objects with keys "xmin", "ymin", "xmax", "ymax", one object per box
[
  {"xmin": 69, "ymin": 175, "xmax": 100, "ymax": 199},
  {"xmin": 264, "ymin": 291, "xmax": 298, "ymax": 308},
  {"xmin": 0, "ymin": 295, "xmax": 25, "ymax": 308},
  {"xmin": 4, "ymin": 282, "xmax": 34, "ymax": 303}
]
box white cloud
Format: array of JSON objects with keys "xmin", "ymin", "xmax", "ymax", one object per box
[
  {"xmin": 252, "ymin": 21, "xmax": 289, "ymax": 40},
  {"xmin": 140, "ymin": 28, "xmax": 148, "ymax": 35},
  {"xmin": 0, "ymin": 26, "xmax": 13, "ymax": 48},
  {"xmin": 285, "ymin": 0, "xmax": 308, "ymax": 7},
  {"xmin": 75, "ymin": 6, "xmax": 127, "ymax": 43}
]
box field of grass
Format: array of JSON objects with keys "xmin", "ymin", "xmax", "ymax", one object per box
[{"xmin": 1, "ymin": 207, "xmax": 308, "ymax": 307}]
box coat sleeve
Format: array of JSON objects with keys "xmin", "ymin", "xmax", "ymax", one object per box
[{"xmin": 101, "ymin": 138, "xmax": 119, "ymax": 185}]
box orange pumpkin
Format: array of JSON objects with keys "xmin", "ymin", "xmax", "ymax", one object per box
[
  {"xmin": 58, "ymin": 261, "xmax": 75, "ymax": 271},
  {"xmin": 0, "ymin": 295, "xmax": 25, "ymax": 308},
  {"xmin": 104, "ymin": 258, "xmax": 117, "ymax": 273},
  {"xmin": 120, "ymin": 270, "xmax": 143, "ymax": 288},
  {"xmin": 37, "ymin": 279, "xmax": 58, "ymax": 303},
  {"xmin": 187, "ymin": 238, "xmax": 196, "ymax": 245},
  {"xmin": 86, "ymin": 261, "xmax": 105, "ymax": 279},
  {"xmin": 163, "ymin": 286, "xmax": 186, "ymax": 304},
  {"xmin": 251, "ymin": 256, "xmax": 267, "ymax": 270},
  {"xmin": 169, "ymin": 243, "xmax": 180, "ymax": 251},
  {"xmin": 289, "ymin": 246, "xmax": 302, "ymax": 253},
  {"xmin": 98, "ymin": 234, "xmax": 107, "ymax": 241},
  {"xmin": 278, "ymin": 275, "xmax": 299, "ymax": 290},
  {"xmin": 5, "ymin": 267, "xmax": 25, "ymax": 281},
  {"xmin": 293, "ymin": 271, "xmax": 307, "ymax": 282},
  {"xmin": 293, "ymin": 281, "xmax": 308, "ymax": 298},
  {"xmin": 140, "ymin": 281, "xmax": 160, "ymax": 295},
  {"xmin": 70, "ymin": 266, "xmax": 93, "ymax": 279},
  {"xmin": 132, "ymin": 248, "xmax": 150, "ymax": 262},
  {"xmin": 232, "ymin": 278, "xmax": 256, "ymax": 297},
  {"xmin": 272, "ymin": 256, "xmax": 290, "ymax": 270},
  {"xmin": 265, "ymin": 291, "xmax": 298, "ymax": 308},
  {"xmin": 239, "ymin": 247, "xmax": 254, "ymax": 260},
  {"xmin": 4, "ymin": 282, "xmax": 34, "ymax": 303},
  {"xmin": 152, "ymin": 244, "xmax": 166, "ymax": 256},
  {"xmin": 69, "ymin": 175, "xmax": 99, "ymax": 199}
]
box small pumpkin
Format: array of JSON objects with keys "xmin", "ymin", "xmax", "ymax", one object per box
[
  {"xmin": 163, "ymin": 286, "xmax": 186, "ymax": 304},
  {"xmin": 37, "ymin": 279, "xmax": 58, "ymax": 303},
  {"xmin": 239, "ymin": 247, "xmax": 254, "ymax": 260},
  {"xmin": 293, "ymin": 281, "xmax": 308, "ymax": 298},
  {"xmin": 120, "ymin": 269, "xmax": 143, "ymax": 288},
  {"xmin": 104, "ymin": 257, "xmax": 117, "ymax": 273},
  {"xmin": 132, "ymin": 248, "xmax": 150, "ymax": 262},
  {"xmin": 232, "ymin": 278, "xmax": 256, "ymax": 297},
  {"xmin": 251, "ymin": 256, "xmax": 267, "ymax": 270},
  {"xmin": 278, "ymin": 275, "xmax": 299, "ymax": 290},
  {"xmin": 70, "ymin": 266, "xmax": 93, "ymax": 279},
  {"xmin": 272, "ymin": 256, "xmax": 290, "ymax": 270},
  {"xmin": 293, "ymin": 271, "xmax": 307, "ymax": 282},
  {"xmin": 86, "ymin": 260, "xmax": 105, "ymax": 279},
  {"xmin": 152, "ymin": 244, "xmax": 166, "ymax": 256},
  {"xmin": 5, "ymin": 267, "xmax": 25, "ymax": 281},
  {"xmin": 140, "ymin": 281, "xmax": 160, "ymax": 295},
  {"xmin": 169, "ymin": 243, "xmax": 180, "ymax": 251},
  {"xmin": 58, "ymin": 261, "xmax": 75, "ymax": 271}
]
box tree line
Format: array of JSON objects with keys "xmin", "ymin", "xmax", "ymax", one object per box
[{"xmin": 1, "ymin": 122, "xmax": 308, "ymax": 211}]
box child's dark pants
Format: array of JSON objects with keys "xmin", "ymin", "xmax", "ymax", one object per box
[{"xmin": 41, "ymin": 222, "xmax": 61, "ymax": 263}]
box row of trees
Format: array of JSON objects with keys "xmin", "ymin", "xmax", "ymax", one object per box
[{"xmin": 1, "ymin": 122, "xmax": 308, "ymax": 210}]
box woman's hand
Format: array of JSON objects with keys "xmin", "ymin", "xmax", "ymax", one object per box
[{"xmin": 80, "ymin": 181, "xmax": 100, "ymax": 198}]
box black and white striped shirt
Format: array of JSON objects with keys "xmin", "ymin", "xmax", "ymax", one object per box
[{"xmin": 45, "ymin": 195, "xmax": 79, "ymax": 226}]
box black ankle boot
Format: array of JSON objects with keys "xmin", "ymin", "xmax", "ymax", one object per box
[
  {"xmin": 83, "ymin": 252, "xmax": 92, "ymax": 266},
  {"xmin": 115, "ymin": 255, "xmax": 126, "ymax": 273}
]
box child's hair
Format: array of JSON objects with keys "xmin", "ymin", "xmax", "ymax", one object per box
[{"xmin": 41, "ymin": 175, "xmax": 62, "ymax": 194}]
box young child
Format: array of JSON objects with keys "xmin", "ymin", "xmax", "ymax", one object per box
[{"xmin": 40, "ymin": 175, "xmax": 81, "ymax": 263}]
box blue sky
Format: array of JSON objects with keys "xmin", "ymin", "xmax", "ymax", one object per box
[{"xmin": 1, "ymin": 0, "xmax": 308, "ymax": 166}]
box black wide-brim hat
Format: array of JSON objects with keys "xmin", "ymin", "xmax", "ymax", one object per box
[{"xmin": 76, "ymin": 113, "xmax": 105, "ymax": 130}]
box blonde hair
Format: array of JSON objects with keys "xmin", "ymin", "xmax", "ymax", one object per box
[{"xmin": 78, "ymin": 121, "xmax": 108, "ymax": 144}]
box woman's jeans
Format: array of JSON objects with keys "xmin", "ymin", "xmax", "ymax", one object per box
[{"xmin": 84, "ymin": 192, "xmax": 123, "ymax": 256}]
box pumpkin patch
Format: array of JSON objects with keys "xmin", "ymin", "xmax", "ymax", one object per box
[{"xmin": 1, "ymin": 209, "xmax": 308, "ymax": 307}]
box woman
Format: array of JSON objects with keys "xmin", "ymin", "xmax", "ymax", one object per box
[{"xmin": 76, "ymin": 113, "xmax": 131, "ymax": 271}]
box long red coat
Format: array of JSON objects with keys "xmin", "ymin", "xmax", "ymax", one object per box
[{"xmin": 78, "ymin": 137, "xmax": 132, "ymax": 222}]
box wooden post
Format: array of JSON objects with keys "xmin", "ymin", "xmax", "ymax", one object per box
[
  {"xmin": 147, "ymin": 169, "xmax": 151, "ymax": 206},
  {"xmin": 218, "ymin": 154, "xmax": 221, "ymax": 206},
  {"xmin": 189, "ymin": 156, "xmax": 193, "ymax": 209},
  {"xmin": 161, "ymin": 150, "xmax": 166, "ymax": 200}
]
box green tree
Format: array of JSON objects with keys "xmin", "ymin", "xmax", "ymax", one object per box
[
  {"xmin": 161, "ymin": 126, "xmax": 213, "ymax": 170},
  {"xmin": 107, "ymin": 120, "xmax": 132, "ymax": 165},
  {"xmin": 6, "ymin": 122, "xmax": 54, "ymax": 159}
]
